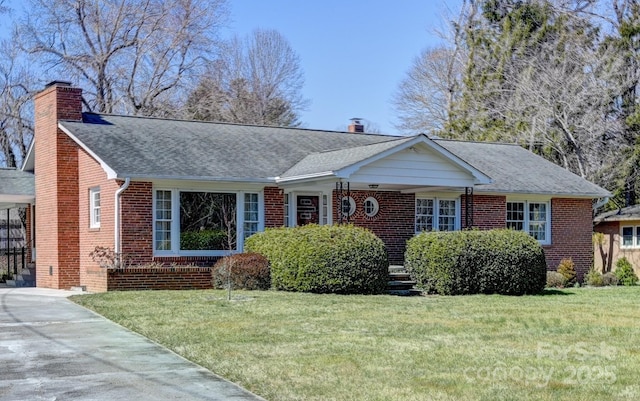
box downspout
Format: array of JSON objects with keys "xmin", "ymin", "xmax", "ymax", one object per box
[{"xmin": 114, "ymin": 178, "xmax": 131, "ymax": 262}]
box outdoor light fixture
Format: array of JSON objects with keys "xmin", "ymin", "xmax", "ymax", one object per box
[{"xmin": 368, "ymin": 184, "xmax": 379, "ymax": 189}]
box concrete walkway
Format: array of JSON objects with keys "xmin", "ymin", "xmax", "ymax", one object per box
[{"xmin": 0, "ymin": 287, "xmax": 265, "ymax": 401}]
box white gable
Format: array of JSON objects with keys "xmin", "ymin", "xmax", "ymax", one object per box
[{"xmin": 348, "ymin": 142, "xmax": 477, "ymax": 187}]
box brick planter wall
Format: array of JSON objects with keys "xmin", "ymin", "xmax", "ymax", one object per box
[{"xmin": 106, "ymin": 266, "xmax": 213, "ymax": 291}]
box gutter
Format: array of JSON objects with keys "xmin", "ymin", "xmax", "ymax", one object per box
[
  {"xmin": 114, "ymin": 178, "xmax": 131, "ymax": 259},
  {"xmin": 593, "ymin": 196, "xmax": 610, "ymax": 213}
]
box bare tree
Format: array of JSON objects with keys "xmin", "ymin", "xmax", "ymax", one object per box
[
  {"xmin": 0, "ymin": 39, "xmax": 36, "ymax": 168},
  {"xmin": 16, "ymin": 0, "xmax": 229, "ymax": 116},
  {"xmin": 393, "ymin": 46, "xmax": 463, "ymax": 134},
  {"xmin": 184, "ymin": 29, "xmax": 307, "ymax": 127}
]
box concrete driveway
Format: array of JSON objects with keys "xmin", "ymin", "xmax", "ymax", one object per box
[{"xmin": 0, "ymin": 287, "xmax": 265, "ymax": 401}]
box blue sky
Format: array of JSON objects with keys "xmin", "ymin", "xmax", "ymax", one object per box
[
  {"xmin": 225, "ymin": 1, "xmax": 461, "ymax": 133},
  {"xmin": 0, "ymin": 0, "xmax": 461, "ymax": 134}
]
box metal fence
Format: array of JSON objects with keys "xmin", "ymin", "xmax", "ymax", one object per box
[{"xmin": 0, "ymin": 247, "xmax": 26, "ymax": 281}]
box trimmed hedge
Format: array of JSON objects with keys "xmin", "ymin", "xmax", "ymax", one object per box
[
  {"xmin": 244, "ymin": 224, "xmax": 388, "ymax": 294},
  {"xmin": 405, "ymin": 229, "xmax": 547, "ymax": 295},
  {"xmin": 212, "ymin": 253, "xmax": 270, "ymax": 290}
]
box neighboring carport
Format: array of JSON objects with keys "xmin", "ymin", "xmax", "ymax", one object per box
[{"xmin": 0, "ymin": 168, "xmax": 35, "ymax": 283}]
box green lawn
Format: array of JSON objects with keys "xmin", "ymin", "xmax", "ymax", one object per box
[{"xmin": 71, "ymin": 287, "xmax": 640, "ymax": 401}]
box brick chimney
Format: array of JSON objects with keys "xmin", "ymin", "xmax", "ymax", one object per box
[
  {"xmin": 33, "ymin": 81, "xmax": 83, "ymax": 289},
  {"xmin": 348, "ymin": 118, "xmax": 364, "ymax": 133}
]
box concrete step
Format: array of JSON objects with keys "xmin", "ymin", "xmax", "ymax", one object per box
[
  {"xmin": 389, "ymin": 272, "xmax": 412, "ymax": 281},
  {"xmin": 388, "ymin": 265, "xmax": 406, "ymax": 273}
]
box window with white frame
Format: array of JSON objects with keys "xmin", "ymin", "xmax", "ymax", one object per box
[
  {"xmin": 415, "ymin": 198, "xmax": 457, "ymax": 232},
  {"xmin": 153, "ymin": 189, "xmax": 261, "ymax": 255},
  {"xmin": 89, "ymin": 187, "xmax": 101, "ymax": 228},
  {"xmin": 244, "ymin": 193, "xmax": 259, "ymax": 239},
  {"xmin": 621, "ymin": 226, "xmax": 640, "ymax": 248},
  {"xmin": 284, "ymin": 193, "xmax": 290, "ymax": 227},
  {"xmin": 322, "ymin": 194, "xmax": 328, "ymax": 224},
  {"xmin": 155, "ymin": 190, "xmax": 172, "ymax": 250},
  {"xmin": 364, "ymin": 197, "xmax": 379, "ymax": 217},
  {"xmin": 342, "ymin": 196, "xmax": 356, "ymax": 217},
  {"xmin": 506, "ymin": 201, "xmax": 550, "ymax": 244}
]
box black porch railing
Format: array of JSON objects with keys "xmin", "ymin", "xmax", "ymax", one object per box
[{"xmin": 0, "ymin": 247, "xmax": 26, "ymax": 281}]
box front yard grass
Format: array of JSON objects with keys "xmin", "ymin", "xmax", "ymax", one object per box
[{"xmin": 71, "ymin": 287, "xmax": 640, "ymax": 401}]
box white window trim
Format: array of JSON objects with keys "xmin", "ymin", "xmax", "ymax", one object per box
[
  {"xmin": 363, "ymin": 196, "xmax": 379, "ymax": 217},
  {"xmin": 89, "ymin": 187, "xmax": 101, "ymax": 229},
  {"xmin": 506, "ymin": 199, "xmax": 552, "ymax": 245},
  {"xmin": 152, "ymin": 188, "xmax": 264, "ymax": 257},
  {"xmin": 620, "ymin": 225, "xmax": 640, "ymax": 249},
  {"xmin": 290, "ymin": 192, "xmax": 331, "ymax": 226},
  {"xmin": 415, "ymin": 197, "xmax": 461, "ymax": 233}
]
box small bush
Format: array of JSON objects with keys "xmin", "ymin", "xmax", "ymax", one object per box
[
  {"xmin": 212, "ymin": 253, "xmax": 270, "ymax": 290},
  {"xmin": 602, "ymin": 272, "xmax": 619, "ymax": 286},
  {"xmin": 546, "ymin": 271, "xmax": 567, "ymax": 288},
  {"xmin": 405, "ymin": 229, "xmax": 547, "ymax": 295},
  {"xmin": 245, "ymin": 224, "xmax": 388, "ymax": 294},
  {"xmin": 584, "ymin": 268, "xmax": 604, "ymax": 287},
  {"xmin": 557, "ymin": 258, "xmax": 577, "ymax": 287},
  {"xmin": 614, "ymin": 257, "xmax": 639, "ymax": 286}
]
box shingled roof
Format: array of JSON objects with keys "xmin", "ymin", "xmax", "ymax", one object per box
[
  {"xmin": 0, "ymin": 168, "xmax": 35, "ymax": 209},
  {"xmin": 55, "ymin": 113, "xmax": 610, "ymax": 198}
]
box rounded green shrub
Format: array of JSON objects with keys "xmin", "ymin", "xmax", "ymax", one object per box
[
  {"xmin": 614, "ymin": 257, "xmax": 639, "ymax": 286},
  {"xmin": 405, "ymin": 229, "xmax": 547, "ymax": 295},
  {"xmin": 212, "ymin": 253, "xmax": 270, "ymax": 290},
  {"xmin": 244, "ymin": 224, "xmax": 388, "ymax": 294},
  {"xmin": 546, "ymin": 271, "xmax": 567, "ymax": 288}
]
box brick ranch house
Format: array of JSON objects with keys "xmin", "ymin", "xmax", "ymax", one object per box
[{"xmin": 9, "ymin": 81, "xmax": 610, "ymax": 292}]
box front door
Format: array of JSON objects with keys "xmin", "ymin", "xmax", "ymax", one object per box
[{"xmin": 296, "ymin": 195, "xmax": 319, "ymax": 226}]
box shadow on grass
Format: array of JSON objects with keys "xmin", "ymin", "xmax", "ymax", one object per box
[{"xmin": 535, "ymin": 289, "xmax": 575, "ymax": 296}]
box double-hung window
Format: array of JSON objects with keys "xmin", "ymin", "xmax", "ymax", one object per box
[
  {"xmin": 621, "ymin": 226, "xmax": 640, "ymax": 248},
  {"xmin": 506, "ymin": 201, "xmax": 550, "ymax": 244},
  {"xmin": 415, "ymin": 198, "xmax": 458, "ymax": 233},
  {"xmin": 89, "ymin": 187, "xmax": 101, "ymax": 228}
]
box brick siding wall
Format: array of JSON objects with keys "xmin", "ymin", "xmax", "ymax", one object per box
[
  {"xmin": 462, "ymin": 194, "xmax": 507, "ymax": 229},
  {"xmin": 34, "ymin": 83, "xmax": 83, "ymax": 289},
  {"xmin": 77, "ymin": 149, "xmax": 119, "ymax": 292},
  {"xmin": 333, "ymin": 190, "xmax": 415, "ymax": 264},
  {"xmin": 544, "ymin": 198, "xmax": 594, "ymax": 280},
  {"xmin": 120, "ymin": 181, "xmax": 154, "ymax": 264},
  {"xmin": 107, "ymin": 266, "xmax": 213, "ymax": 291},
  {"xmin": 264, "ymin": 186, "xmax": 284, "ymax": 228}
]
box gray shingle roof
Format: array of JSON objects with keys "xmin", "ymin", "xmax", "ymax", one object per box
[
  {"xmin": 436, "ymin": 140, "xmax": 611, "ymax": 198},
  {"xmin": 280, "ymin": 137, "xmax": 414, "ymax": 179},
  {"xmin": 60, "ymin": 114, "xmax": 396, "ymax": 181},
  {"xmin": 594, "ymin": 205, "xmax": 640, "ymax": 223},
  {"xmin": 58, "ymin": 113, "xmax": 610, "ymax": 198},
  {"xmin": 0, "ymin": 168, "xmax": 34, "ymax": 196}
]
